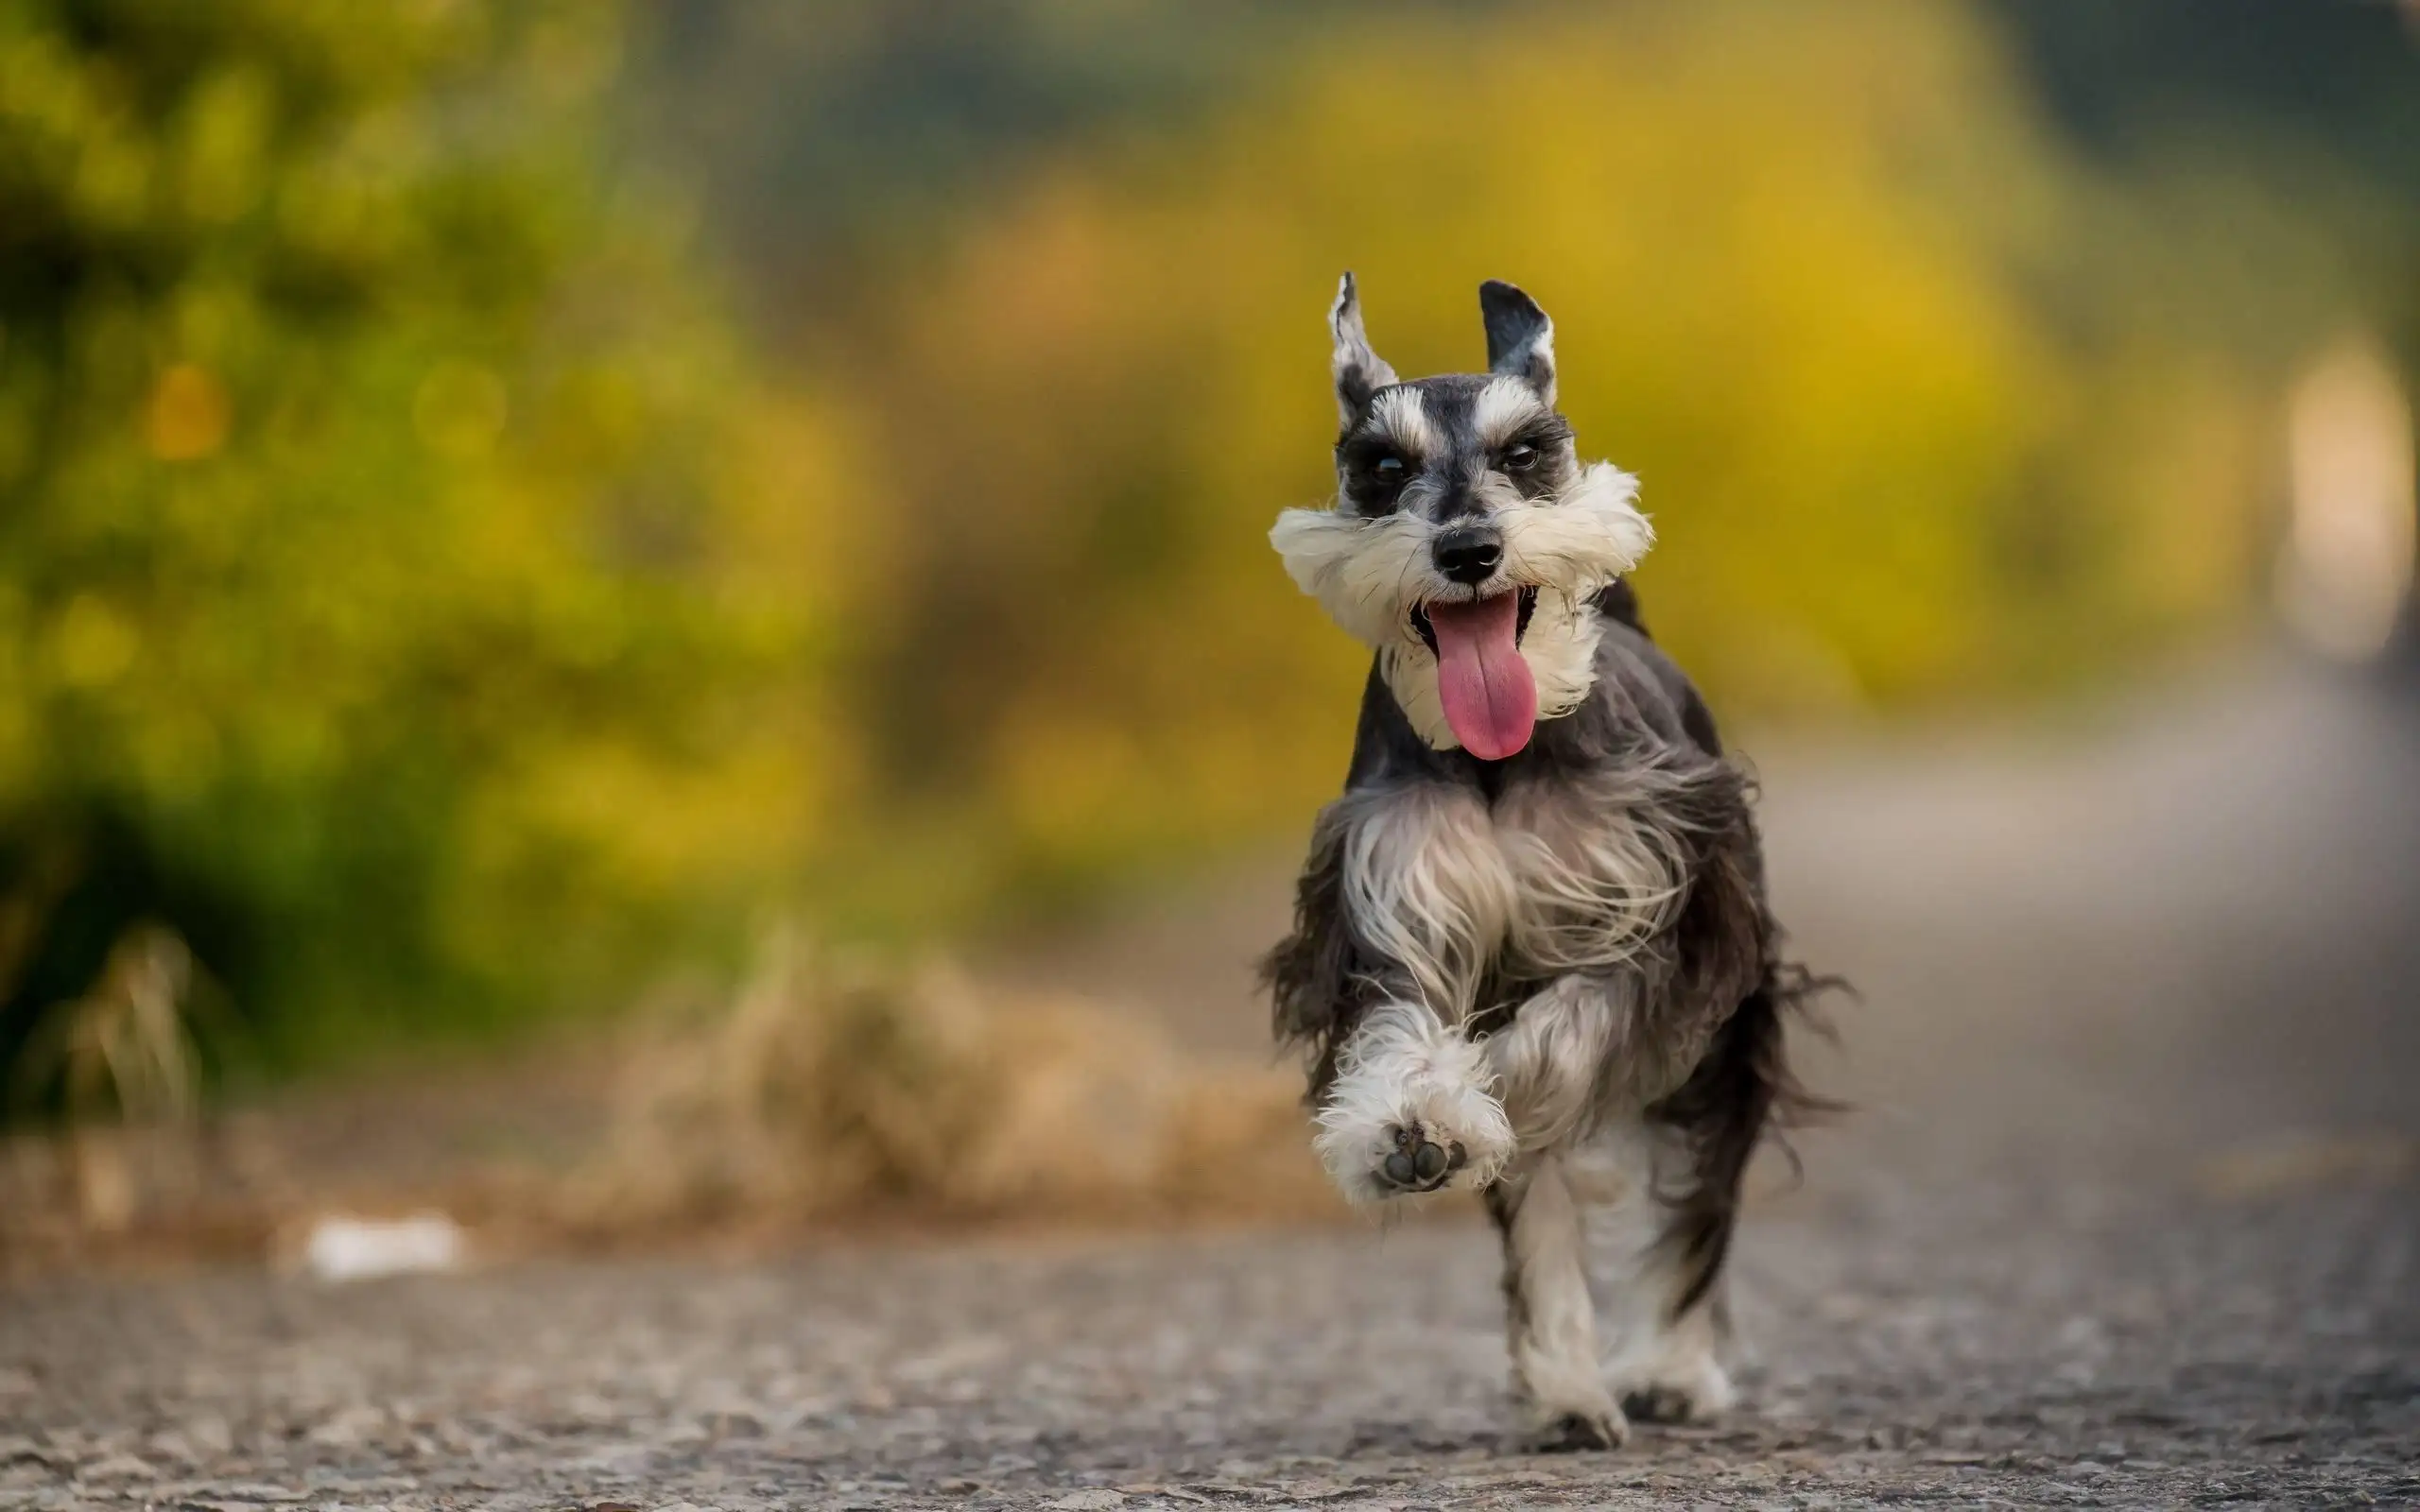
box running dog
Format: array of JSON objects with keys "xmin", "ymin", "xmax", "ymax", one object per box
[{"xmin": 1263, "ymin": 274, "xmax": 1826, "ymax": 1451}]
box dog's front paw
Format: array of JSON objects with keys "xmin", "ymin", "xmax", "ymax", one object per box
[
  {"xmin": 1313, "ymin": 1028, "xmax": 1515, "ymax": 1204},
  {"xmin": 1373, "ymin": 1123, "xmax": 1466, "ymax": 1194},
  {"xmin": 1312, "ymin": 1003, "xmax": 1516, "ymax": 1204}
]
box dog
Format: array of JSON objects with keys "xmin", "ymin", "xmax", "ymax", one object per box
[{"xmin": 1262, "ymin": 274, "xmax": 1826, "ymax": 1451}]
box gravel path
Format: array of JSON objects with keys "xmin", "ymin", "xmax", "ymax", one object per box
[{"xmin": 5, "ymin": 665, "xmax": 2417, "ymax": 1510}]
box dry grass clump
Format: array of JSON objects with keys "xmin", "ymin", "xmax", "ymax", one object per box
[
  {"xmin": 5, "ymin": 924, "xmax": 206, "ymax": 1234},
  {"xmin": 569, "ymin": 927, "xmax": 1337, "ymax": 1230},
  {"xmin": 3, "ymin": 925, "xmax": 1347, "ymax": 1273}
]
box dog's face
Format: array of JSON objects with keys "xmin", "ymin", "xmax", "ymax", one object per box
[{"xmin": 1270, "ymin": 275, "xmax": 1653, "ymax": 759}]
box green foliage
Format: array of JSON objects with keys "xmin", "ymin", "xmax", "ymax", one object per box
[{"xmin": 0, "ymin": 0, "xmax": 840, "ymax": 1086}]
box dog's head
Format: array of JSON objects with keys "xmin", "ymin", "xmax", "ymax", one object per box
[{"xmin": 1270, "ymin": 274, "xmax": 1652, "ymax": 760}]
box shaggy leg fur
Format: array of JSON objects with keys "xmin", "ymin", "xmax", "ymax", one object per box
[
  {"xmin": 1483, "ymin": 973, "xmax": 1631, "ymax": 1149},
  {"xmin": 1608, "ymin": 971, "xmax": 1822, "ymax": 1418},
  {"xmin": 1485, "ymin": 1159, "xmax": 1627, "ymax": 1451},
  {"xmin": 1573, "ymin": 1121, "xmax": 1738, "ymax": 1423},
  {"xmin": 1312, "ymin": 1001, "xmax": 1514, "ymax": 1203}
]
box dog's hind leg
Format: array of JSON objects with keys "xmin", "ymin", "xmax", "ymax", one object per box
[
  {"xmin": 1575, "ymin": 1119, "xmax": 1738, "ymax": 1425},
  {"xmin": 1485, "ymin": 1158, "xmax": 1627, "ymax": 1451},
  {"xmin": 1586, "ymin": 974, "xmax": 1807, "ymax": 1423}
]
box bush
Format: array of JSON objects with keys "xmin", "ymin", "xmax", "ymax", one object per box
[{"xmin": 0, "ymin": 0, "xmax": 843, "ymax": 1097}]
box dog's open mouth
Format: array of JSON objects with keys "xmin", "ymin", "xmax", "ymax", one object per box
[
  {"xmin": 1409, "ymin": 586, "xmax": 1540, "ymax": 762},
  {"xmin": 1409, "ymin": 586, "xmax": 1536, "ymax": 655}
]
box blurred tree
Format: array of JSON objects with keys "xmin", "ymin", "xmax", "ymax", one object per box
[
  {"xmin": 1987, "ymin": 0, "xmax": 2420, "ymax": 202},
  {"xmin": 810, "ymin": 0, "xmax": 2330, "ymax": 929},
  {"xmin": 5, "ymin": 0, "xmax": 2403, "ymax": 1092},
  {"xmin": 0, "ymin": 0, "xmax": 845, "ymax": 1102},
  {"xmin": 1984, "ymin": 0, "xmax": 2420, "ymax": 660},
  {"xmin": 626, "ymin": 0, "xmax": 1371, "ymax": 325}
]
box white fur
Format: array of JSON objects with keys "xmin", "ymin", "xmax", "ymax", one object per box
[
  {"xmin": 1498, "ymin": 1157, "xmax": 1627, "ymax": 1445},
  {"xmin": 1312, "ymin": 1000, "xmax": 1515, "ymax": 1204},
  {"xmin": 1366, "ymin": 387, "xmax": 1441, "ymax": 459},
  {"xmin": 1498, "ymin": 462, "xmax": 1652, "ymax": 598},
  {"xmin": 1269, "ymin": 462, "xmax": 1653, "ymax": 753},
  {"xmin": 1494, "ymin": 766, "xmax": 1694, "ymax": 978},
  {"xmin": 1338, "ymin": 783, "xmax": 1515, "ymax": 1020},
  {"xmin": 1577, "ymin": 1121, "xmax": 1738, "ymax": 1420},
  {"xmin": 1485, "ymin": 975, "xmax": 1631, "ymax": 1150},
  {"xmin": 1474, "ymin": 375, "xmax": 1551, "ymax": 447},
  {"xmin": 1268, "ymin": 507, "xmax": 1433, "ymax": 646},
  {"xmin": 1331, "ymin": 769, "xmax": 1693, "ymax": 1040}
]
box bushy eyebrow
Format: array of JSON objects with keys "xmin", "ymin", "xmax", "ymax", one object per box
[
  {"xmin": 1495, "ymin": 415, "xmax": 1574, "ymax": 454},
  {"xmin": 1473, "ymin": 376, "xmax": 1552, "ymax": 448},
  {"xmin": 1360, "ymin": 387, "xmax": 1440, "ymax": 458}
]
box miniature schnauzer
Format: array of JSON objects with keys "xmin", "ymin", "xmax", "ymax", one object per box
[{"xmin": 1263, "ymin": 274, "xmax": 1826, "ymax": 1451}]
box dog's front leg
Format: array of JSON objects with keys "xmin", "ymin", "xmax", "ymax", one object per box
[
  {"xmin": 1311, "ymin": 1000, "xmax": 1515, "ymax": 1203},
  {"xmin": 1485, "ymin": 1157, "xmax": 1626, "ymax": 1450},
  {"xmin": 1483, "ymin": 972, "xmax": 1630, "ymax": 1148}
]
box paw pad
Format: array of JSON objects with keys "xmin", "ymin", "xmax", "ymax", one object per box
[{"xmin": 1375, "ymin": 1125, "xmax": 1467, "ymax": 1193}]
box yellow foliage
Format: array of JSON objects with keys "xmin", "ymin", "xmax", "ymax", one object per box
[{"xmin": 837, "ymin": 0, "xmax": 2274, "ymax": 913}]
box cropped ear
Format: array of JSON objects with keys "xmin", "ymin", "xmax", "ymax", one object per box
[
  {"xmin": 1330, "ymin": 271, "xmax": 1399, "ymax": 423},
  {"xmin": 1479, "ymin": 279, "xmax": 1555, "ymax": 404}
]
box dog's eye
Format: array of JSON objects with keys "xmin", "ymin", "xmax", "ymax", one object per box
[
  {"xmin": 1373, "ymin": 455, "xmax": 1407, "ymax": 482},
  {"xmin": 1501, "ymin": 444, "xmax": 1538, "ymax": 472}
]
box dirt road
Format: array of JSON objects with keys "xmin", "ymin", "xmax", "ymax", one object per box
[{"xmin": 6, "ymin": 662, "xmax": 2417, "ymax": 1509}]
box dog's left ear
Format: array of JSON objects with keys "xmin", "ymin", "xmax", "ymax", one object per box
[
  {"xmin": 1330, "ymin": 271, "xmax": 1399, "ymax": 424},
  {"xmin": 1479, "ymin": 280, "xmax": 1555, "ymax": 405}
]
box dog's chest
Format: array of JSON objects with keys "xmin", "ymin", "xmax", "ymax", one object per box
[{"xmin": 1340, "ymin": 777, "xmax": 1685, "ymax": 1015}]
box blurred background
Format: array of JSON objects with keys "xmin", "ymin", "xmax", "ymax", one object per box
[{"xmin": 2, "ymin": 0, "xmax": 2415, "ymax": 1264}]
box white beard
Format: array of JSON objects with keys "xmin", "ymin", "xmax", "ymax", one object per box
[{"xmin": 1269, "ymin": 461, "xmax": 1652, "ymax": 752}]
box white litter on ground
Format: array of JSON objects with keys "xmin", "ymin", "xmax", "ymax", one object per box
[{"xmin": 300, "ymin": 1213, "xmax": 465, "ymax": 1282}]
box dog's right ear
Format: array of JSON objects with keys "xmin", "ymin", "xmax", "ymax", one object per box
[
  {"xmin": 1330, "ymin": 271, "xmax": 1398, "ymax": 424},
  {"xmin": 1479, "ymin": 279, "xmax": 1555, "ymax": 404}
]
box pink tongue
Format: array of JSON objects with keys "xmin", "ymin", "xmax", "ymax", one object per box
[{"xmin": 1426, "ymin": 593, "xmax": 1536, "ymax": 760}]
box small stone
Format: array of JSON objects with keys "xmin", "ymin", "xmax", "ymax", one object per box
[
  {"xmin": 188, "ymin": 1415, "xmax": 235, "ymax": 1457},
  {"xmin": 704, "ymin": 1410, "xmax": 764, "ymax": 1438},
  {"xmin": 213, "ymin": 1483, "xmax": 309, "ymax": 1503},
  {"xmin": 305, "ymin": 1405, "xmax": 387, "ymax": 1449},
  {"xmin": 1048, "ymin": 1491, "xmax": 1126, "ymax": 1510},
  {"xmin": 78, "ymin": 1452, "xmax": 156, "ymax": 1481}
]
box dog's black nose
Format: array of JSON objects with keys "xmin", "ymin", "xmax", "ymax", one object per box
[{"xmin": 1433, "ymin": 529, "xmax": 1504, "ymax": 586}]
